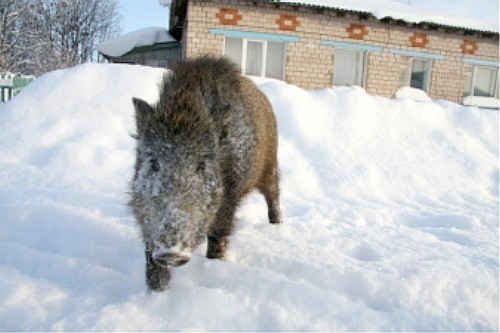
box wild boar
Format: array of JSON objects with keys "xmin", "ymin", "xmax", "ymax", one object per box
[{"xmin": 130, "ymin": 56, "xmax": 282, "ymax": 291}]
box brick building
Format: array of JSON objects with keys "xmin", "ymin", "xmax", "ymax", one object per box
[
  {"xmin": 99, "ymin": 28, "xmax": 182, "ymax": 68},
  {"xmin": 169, "ymin": 0, "xmax": 499, "ymax": 106}
]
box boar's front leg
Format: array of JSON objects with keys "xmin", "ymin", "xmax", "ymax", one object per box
[
  {"xmin": 207, "ymin": 235, "xmax": 229, "ymax": 260},
  {"xmin": 207, "ymin": 200, "xmax": 237, "ymax": 260},
  {"xmin": 145, "ymin": 251, "xmax": 171, "ymax": 291}
]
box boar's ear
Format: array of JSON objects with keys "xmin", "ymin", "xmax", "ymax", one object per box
[
  {"xmin": 132, "ymin": 97, "xmax": 154, "ymax": 135},
  {"xmin": 132, "ymin": 97, "xmax": 154, "ymax": 116}
]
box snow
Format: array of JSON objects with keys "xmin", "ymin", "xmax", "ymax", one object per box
[
  {"xmin": 0, "ymin": 63, "xmax": 498, "ymax": 331},
  {"xmin": 158, "ymin": 0, "xmax": 172, "ymax": 7},
  {"xmin": 98, "ymin": 27, "xmax": 177, "ymax": 58},
  {"xmin": 464, "ymin": 95, "xmax": 500, "ymax": 109},
  {"xmin": 278, "ymin": 0, "xmax": 499, "ymax": 33},
  {"xmin": 394, "ymin": 86, "xmax": 432, "ymax": 101}
]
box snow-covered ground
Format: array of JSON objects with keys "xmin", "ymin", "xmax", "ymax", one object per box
[{"xmin": 0, "ymin": 63, "xmax": 498, "ymax": 331}]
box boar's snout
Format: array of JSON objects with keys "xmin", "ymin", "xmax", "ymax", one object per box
[{"xmin": 152, "ymin": 249, "xmax": 191, "ymax": 268}]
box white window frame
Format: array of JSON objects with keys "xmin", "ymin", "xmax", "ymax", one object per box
[
  {"xmin": 466, "ymin": 65, "xmax": 499, "ymax": 98},
  {"xmin": 321, "ymin": 40, "xmax": 383, "ymax": 89},
  {"xmin": 333, "ymin": 47, "xmax": 369, "ymax": 88},
  {"xmin": 390, "ymin": 49, "xmax": 445, "ymax": 94},
  {"xmin": 399, "ymin": 57, "xmax": 433, "ymax": 93},
  {"xmin": 242, "ymin": 39, "xmax": 266, "ymax": 76},
  {"xmin": 223, "ymin": 37, "xmax": 287, "ymax": 80}
]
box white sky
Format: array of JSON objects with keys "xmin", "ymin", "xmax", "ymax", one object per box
[{"xmin": 118, "ymin": 0, "xmax": 169, "ymax": 34}]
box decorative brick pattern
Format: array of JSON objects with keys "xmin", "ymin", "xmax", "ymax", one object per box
[
  {"xmin": 346, "ymin": 23, "xmax": 368, "ymax": 40},
  {"xmin": 276, "ymin": 15, "xmax": 300, "ymax": 31},
  {"xmin": 216, "ymin": 8, "xmax": 242, "ymax": 25},
  {"xmin": 461, "ymin": 40, "xmax": 478, "ymax": 54},
  {"xmin": 409, "ymin": 32, "xmax": 429, "ymax": 48}
]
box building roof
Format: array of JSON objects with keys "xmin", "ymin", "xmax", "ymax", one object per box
[
  {"xmin": 98, "ymin": 27, "xmax": 177, "ymax": 58},
  {"xmin": 271, "ymin": 0, "xmax": 499, "ymax": 34}
]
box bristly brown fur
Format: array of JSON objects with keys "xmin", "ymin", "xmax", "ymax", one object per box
[
  {"xmin": 154, "ymin": 56, "xmax": 243, "ymax": 139},
  {"xmin": 130, "ymin": 56, "xmax": 283, "ymax": 292}
]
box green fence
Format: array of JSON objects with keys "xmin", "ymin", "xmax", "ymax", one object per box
[{"xmin": 1, "ymin": 72, "xmax": 35, "ymax": 103}]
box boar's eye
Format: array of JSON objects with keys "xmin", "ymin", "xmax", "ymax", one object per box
[
  {"xmin": 150, "ymin": 159, "xmax": 161, "ymax": 172},
  {"xmin": 196, "ymin": 160, "xmax": 206, "ymax": 174}
]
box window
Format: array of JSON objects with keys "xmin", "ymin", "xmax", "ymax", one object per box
[
  {"xmin": 334, "ymin": 48, "xmax": 367, "ymax": 87},
  {"xmin": 321, "ymin": 40, "xmax": 382, "ymax": 88},
  {"xmin": 410, "ymin": 59, "xmax": 431, "ymax": 91},
  {"xmin": 266, "ymin": 41, "xmax": 286, "ymax": 80},
  {"xmin": 224, "ymin": 37, "xmax": 243, "ymax": 69},
  {"xmin": 246, "ymin": 41, "xmax": 263, "ymax": 76},
  {"xmin": 399, "ymin": 58, "xmax": 432, "ymax": 93},
  {"xmin": 224, "ymin": 37, "xmax": 286, "ymax": 80},
  {"xmin": 465, "ymin": 65, "xmax": 498, "ymax": 98}
]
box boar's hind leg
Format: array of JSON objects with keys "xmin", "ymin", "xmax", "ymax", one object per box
[
  {"xmin": 266, "ymin": 194, "xmax": 283, "ymax": 225},
  {"xmin": 260, "ymin": 169, "xmax": 283, "ymax": 225},
  {"xmin": 145, "ymin": 251, "xmax": 171, "ymax": 292},
  {"xmin": 207, "ymin": 201, "xmax": 237, "ymax": 260}
]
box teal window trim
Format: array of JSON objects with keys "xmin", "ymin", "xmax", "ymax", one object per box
[
  {"xmin": 320, "ymin": 40, "xmax": 383, "ymax": 52},
  {"xmin": 462, "ymin": 58, "xmax": 499, "ymax": 68},
  {"xmin": 209, "ymin": 28, "xmax": 300, "ymax": 42},
  {"xmin": 389, "ymin": 48, "xmax": 445, "ymax": 60}
]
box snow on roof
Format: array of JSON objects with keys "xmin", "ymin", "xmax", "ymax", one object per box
[
  {"xmin": 159, "ymin": 0, "xmax": 172, "ymax": 6},
  {"xmin": 98, "ymin": 27, "xmax": 177, "ymax": 58},
  {"xmin": 274, "ymin": 0, "xmax": 499, "ymax": 33}
]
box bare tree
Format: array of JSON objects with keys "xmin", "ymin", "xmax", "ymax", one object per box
[
  {"xmin": 0, "ymin": 0, "xmax": 41, "ymax": 73},
  {"xmin": 0, "ymin": 0, "xmax": 120, "ymax": 76},
  {"xmin": 38, "ymin": 0, "xmax": 121, "ymax": 72}
]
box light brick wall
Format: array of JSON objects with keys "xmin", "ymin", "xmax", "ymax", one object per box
[
  {"xmin": 184, "ymin": 0, "xmax": 499, "ymax": 103},
  {"xmin": 366, "ymin": 51, "xmax": 401, "ymax": 97}
]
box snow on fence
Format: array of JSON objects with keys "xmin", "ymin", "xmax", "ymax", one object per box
[{"xmin": 0, "ymin": 72, "xmax": 35, "ymax": 103}]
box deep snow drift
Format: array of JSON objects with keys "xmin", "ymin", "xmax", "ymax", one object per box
[{"xmin": 0, "ymin": 63, "xmax": 498, "ymax": 331}]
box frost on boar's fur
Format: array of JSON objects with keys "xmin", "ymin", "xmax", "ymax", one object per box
[{"xmin": 129, "ymin": 56, "xmax": 283, "ymax": 291}]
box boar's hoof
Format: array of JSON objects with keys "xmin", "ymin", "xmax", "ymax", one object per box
[
  {"xmin": 207, "ymin": 236, "xmax": 228, "ymax": 260},
  {"xmin": 146, "ymin": 251, "xmax": 171, "ymax": 292},
  {"xmin": 146, "ymin": 264, "xmax": 171, "ymax": 292},
  {"xmin": 269, "ymin": 209, "xmax": 283, "ymax": 224}
]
